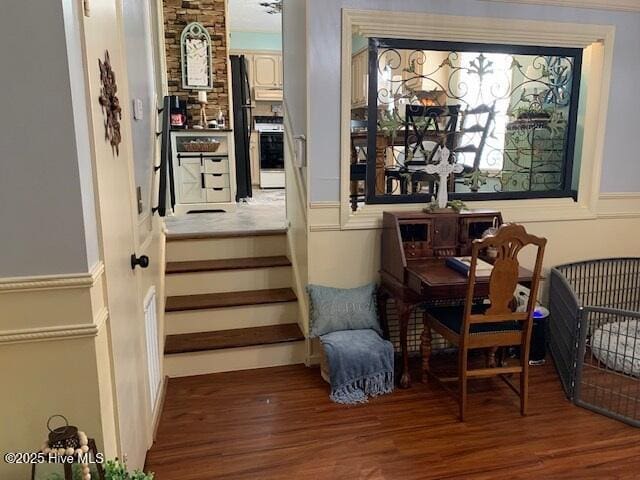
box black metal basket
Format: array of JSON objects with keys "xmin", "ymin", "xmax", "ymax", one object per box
[{"xmin": 549, "ymin": 258, "xmax": 640, "ymax": 427}]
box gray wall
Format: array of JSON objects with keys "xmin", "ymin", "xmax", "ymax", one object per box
[
  {"xmin": 306, "ymin": 0, "xmax": 640, "ymax": 202},
  {"xmin": 283, "ymin": 0, "xmax": 307, "ymax": 136},
  {"xmin": 0, "ymin": 0, "xmax": 99, "ymax": 277},
  {"xmin": 123, "ymin": 0, "xmax": 157, "ymax": 216}
]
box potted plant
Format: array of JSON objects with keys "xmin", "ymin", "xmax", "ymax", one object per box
[{"xmin": 45, "ymin": 459, "xmax": 153, "ymax": 480}]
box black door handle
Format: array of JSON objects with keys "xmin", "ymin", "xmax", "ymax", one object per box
[{"xmin": 131, "ymin": 254, "xmax": 150, "ymax": 270}]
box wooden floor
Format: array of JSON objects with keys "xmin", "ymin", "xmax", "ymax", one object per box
[{"xmin": 146, "ymin": 358, "xmax": 640, "ymax": 479}]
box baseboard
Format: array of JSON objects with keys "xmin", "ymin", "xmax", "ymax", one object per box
[{"xmin": 151, "ymin": 376, "xmax": 168, "ymax": 442}]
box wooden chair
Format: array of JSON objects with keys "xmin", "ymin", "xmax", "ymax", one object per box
[{"xmin": 421, "ymin": 223, "xmax": 546, "ymax": 421}]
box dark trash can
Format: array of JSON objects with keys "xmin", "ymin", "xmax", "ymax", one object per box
[{"xmin": 529, "ymin": 307, "xmax": 549, "ymax": 365}]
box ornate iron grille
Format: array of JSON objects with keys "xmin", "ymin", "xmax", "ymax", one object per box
[{"xmin": 357, "ymin": 38, "xmax": 582, "ymax": 206}]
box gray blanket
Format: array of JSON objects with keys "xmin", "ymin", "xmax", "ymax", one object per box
[{"xmin": 320, "ymin": 329, "xmax": 394, "ymax": 404}]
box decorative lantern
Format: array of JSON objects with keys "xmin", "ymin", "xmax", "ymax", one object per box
[{"xmin": 31, "ymin": 415, "xmax": 105, "ymax": 480}]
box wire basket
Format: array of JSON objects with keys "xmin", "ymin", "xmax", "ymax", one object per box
[{"xmin": 549, "ymin": 258, "xmax": 640, "ymax": 427}]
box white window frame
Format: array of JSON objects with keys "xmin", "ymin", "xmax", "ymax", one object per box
[{"xmin": 340, "ymin": 9, "xmax": 615, "ymax": 230}]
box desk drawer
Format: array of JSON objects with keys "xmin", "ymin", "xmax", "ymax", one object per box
[
  {"xmin": 204, "ymin": 173, "xmax": 230, "ymax": 189},
  {"xmin": 203, "ymin": 157, "xmax": 229, "ymax": 174},
  {"xmin": 206, "ymin": 187, "xmax": 231, "ymax": 203}
]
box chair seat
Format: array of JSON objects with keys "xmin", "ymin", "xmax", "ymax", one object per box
[{"xmin": 427, "ymin": 305, "xmax": 521, "ymax": 335}]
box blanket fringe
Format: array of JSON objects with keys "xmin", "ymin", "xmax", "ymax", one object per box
[{"xmin": 330, "ymin": 370, "xmax": 394, "ymax": 405}]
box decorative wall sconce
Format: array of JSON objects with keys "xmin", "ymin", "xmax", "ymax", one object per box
[{"xmin": 98, "ymin": 50, "xmax": 122, "ymax": 155}]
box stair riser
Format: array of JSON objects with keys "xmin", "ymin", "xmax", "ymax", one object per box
[
  {"xmin": 165, "ymin": 302, "xmax": 299, "ymax": 334},
  {"xmin": 166, "ymin": 267, "xmax": 292, "ymax": 296},
  {"xmin": 166, "ymin": 235, "xmax": 287, "ymax": 262},
  {"xmin": 164, "ymin": 341, "xmax": 306, "ymax": 377}
]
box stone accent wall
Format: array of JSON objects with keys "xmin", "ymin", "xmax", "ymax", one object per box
[{"xmin": 163, "ymin": 0, "xmax": 229, "ymax": 125}]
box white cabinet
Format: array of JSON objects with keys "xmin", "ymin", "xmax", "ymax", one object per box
[
  {"xmin": 177, "ymin": 158, "xmax": 205, "ymax": 204},
  {"xmin": 233, "ymin": 51, "xmax": 283, "ymax": 100},
  {"xmin": 254, "ymin": 54, "xmax": 281, "ymax": 88},
  {"xmin": 249, "ymin": 131, "xmax": 260, "ymax": 186},
  {"xmin": 351, "ymin": 49, "xmax": 368, "ymax": 109},
  {"xmin": 170, "ymin": 130, "xmax": 236, "ymax": 214}
]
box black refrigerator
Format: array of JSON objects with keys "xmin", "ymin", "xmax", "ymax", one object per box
[{"xmin": 230, "ymin": 55, "xmax": 253, "ymax": 200}]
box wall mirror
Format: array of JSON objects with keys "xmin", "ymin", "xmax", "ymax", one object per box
[
  {"xmin": 181, "ymin": 22, "xmax": 213, "ymax": 90},
  {"xmin": 349, "ymin": 34, "xmax": 583, "ymax": 211}
]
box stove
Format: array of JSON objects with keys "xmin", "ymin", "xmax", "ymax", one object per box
[
  {"xmin": 254, "ymin": 116, "xmax": 284, "ymax": 188},
  {"xmin": 254, "ymin": 116, "xmax": 284, "ymax": 133}
]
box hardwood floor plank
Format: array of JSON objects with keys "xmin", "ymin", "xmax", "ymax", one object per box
[
  {"xmin": 166, "ymin": 256, "xmax": 291, "ymax": 274},
  {"xmin": 165, "ymin": 288, "xmax": 297, "ymax": 312},
  {"xmin": 146, "ymin": 359, "xmax": 640, "ymax": 479},
  {"xmin": 164, "ymin": 324, "xmax": 304, "ymax": 354}
]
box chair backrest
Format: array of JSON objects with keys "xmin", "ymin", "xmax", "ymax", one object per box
[
  {"xmin": 463, "ymin": 223, "xmax": 547, "ymax": 334},
  {"xmin": 404, "ymin": 104, "xmax": 461, "ymax": 161}
]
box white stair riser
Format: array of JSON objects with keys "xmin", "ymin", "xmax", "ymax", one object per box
[
  {"xmin": 165, "ymin": 302, "xmax": 299, "ymax": 334},
  {"xmin": 166, "ymin": 235, "xmax": 287, "ymax": 262},
  {"xmin": 166, "ymin": 266, "xmax": 292, "ymax": 296},
  {"xmin": 164, "ymin": 341, "xmax": 306, "ymax": 377}
]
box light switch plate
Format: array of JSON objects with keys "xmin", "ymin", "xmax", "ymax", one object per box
[{"xmin": 133, "ymin": 98, "xmax": 144, "ymax": 121}]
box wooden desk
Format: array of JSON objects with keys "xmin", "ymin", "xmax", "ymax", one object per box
[{"xmin": 378, "ymin": 209, "xmax": 534, "ymax": 388}]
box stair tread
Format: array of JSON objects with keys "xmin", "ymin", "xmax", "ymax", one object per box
[
  {"xmin": 164, "ymin": 323, "xmax": 304, "ymax": 354},
  {"xmin": 166, "ymin": 229, "xmax": 287, "ymax": 241},
  {"xmin": 166, "ymin": 256, "xmax": 291, "ymax": 274},
  {"xmin": 166, "ymin": 288, "xmax": 297, "ymax": 312}
]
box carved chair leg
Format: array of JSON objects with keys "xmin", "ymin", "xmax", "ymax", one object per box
[
  {"xmin": 377, "ymin": 291, "xmax": 390, "ymax": 340},
  {"xmin": 420, "ymin": 319, "xmax": 432, "ymax": 383},
  {"xmin": 397, "ymin": 300, "xmax": 412, "ymax": 389}
]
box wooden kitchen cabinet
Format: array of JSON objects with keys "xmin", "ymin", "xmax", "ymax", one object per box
[
  {"xmin": 232, "ymin": 51, "xmax": 283, "ymax": 101},
  {"xmin": 253, "ymin": 54, "xmax": 281, "ymax": 88},
  {"xmin": 249, "ymin": 130, "xmax": 260, "ymax": 186}
]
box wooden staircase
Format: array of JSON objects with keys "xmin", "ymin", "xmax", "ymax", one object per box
[{"xmin": 164, "ymin": 232, "xmax": 305, "ymax": 377}]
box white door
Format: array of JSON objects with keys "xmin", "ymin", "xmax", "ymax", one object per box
[
  {"xmin": 179, "ymin": 159, "xmax": 206, "ymax": 203},
  {"xmin": 80, "ymin": 1, "xmax": 150, "ymax": 469},
  {"xmin": 254, "ymin": 54, "xmax": 279, "ymax": 88}
]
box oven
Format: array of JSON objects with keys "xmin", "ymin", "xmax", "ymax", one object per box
[
  {"xmin": 259, "ymin": 131, "xmax": 284, "ymax": 170},
  {"xmin": 256, "ymin": 116, "xmax": 284, "ymax": 188}
]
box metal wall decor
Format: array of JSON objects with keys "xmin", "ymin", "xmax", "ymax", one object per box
[
  {"xmin": 98, "ymin": 50, "xmax": 122, "ymax": 155},
  {"xmin": 181, "ymin": 22, "xmax": 213, "ymax": 90},
  {"xmin": 260, "ymin": 1, "xmax": 283, "ymax": 14},
  {"xmin": 358, "ymin": 38, "xmax": 582, "ymax": 206}
]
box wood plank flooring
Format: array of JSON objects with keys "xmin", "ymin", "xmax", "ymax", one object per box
[{"xmin": 146, "ymin": 358, "xmax": 640, "ymax": 479}]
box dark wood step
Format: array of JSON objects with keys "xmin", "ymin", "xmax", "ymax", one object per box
[
  {"xmin": 166, "ymin": 256, "xmax": 291, "ymax": 274},
  {"xmin": 164, "ymin": 323, "xmax": 304, "ymax": 355},
  {"xmin": 166, "ymin": 229, "xmax": 287, "ymax": 241},
  {"xmin": 166, "ymin": 288, "xmax": 297, "ymax": 312}
]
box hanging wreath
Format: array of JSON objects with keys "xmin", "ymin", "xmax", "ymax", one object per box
[{"xmin": 98, "ymin": 50, "xmax": 122, "ymax": 155}]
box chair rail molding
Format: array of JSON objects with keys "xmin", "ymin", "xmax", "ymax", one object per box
[
  {"xmin": 0, "ymin": 306, "xmax": 109, "ymax": 345},
  {"xmin": 0, "ymin": 261, "xmax": 105, "ymax": 293},
  {"xmin": 480, "ymin": 0, "xmax": 640, "ymax": 13},
  {"xmin": 340, "ymin": 8, "xmax": 615, "ymax": 230}
]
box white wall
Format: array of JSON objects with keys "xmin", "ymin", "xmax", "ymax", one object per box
[
  {"xmin": 306, "ymin": 0, "xmax": 640, "ymax": 202},
  {"xmin": 123, "ymin": 0, "xmax": 158, "ymax": 216},
  {"xmin": 283, "ymin": 0, "xmax": 307, "ymax": 136},
  {"xmin": 0, "ymin": 0, "xmax": 99, "ymax": 277}
]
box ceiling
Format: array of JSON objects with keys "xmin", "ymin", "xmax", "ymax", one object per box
[{"xmin": 228, "ymin": 0, "xmax": 282, "ymax": 33}]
